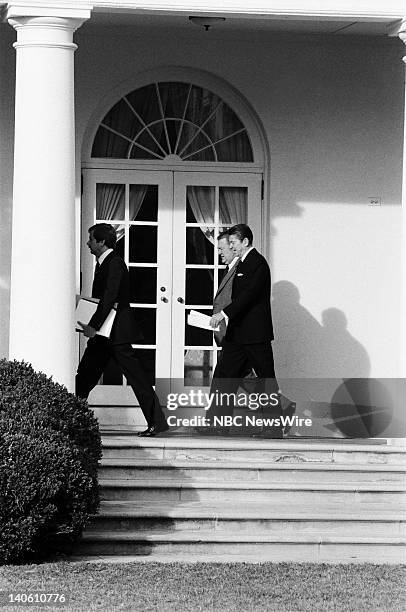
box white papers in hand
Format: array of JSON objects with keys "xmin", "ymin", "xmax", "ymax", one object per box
[
  {"xmin": 76, "ymin": 298, "xmax": 117, "ymax": 338},
  {"xmin": 187, "ymin": 309, "xmax": 219, "ymax": 332}
]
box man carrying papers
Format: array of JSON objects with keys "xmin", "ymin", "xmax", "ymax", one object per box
[
  {"xmin": 212, "ymin": 230, "xmax": 239, "ymax": 346},
  {"xmin": 76, "ymin": 297, "xmax": 116, "ymax": 338},
  {"xmin": 76, "ymin": 223, "xmax": 168, "ymax": 437},
  {"xmin": 208, "ymin": 224, "xmax": 284, "ymax": 437},
  {"xmin": 187, "ymin": 310, "xmax": 219, "ymax": 331}
]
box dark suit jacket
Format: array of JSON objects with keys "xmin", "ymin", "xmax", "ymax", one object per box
[
  {"xmin": 212, "ymin": 262, "xmax": 237, "ymax": 344},
  {"xmin": 223, "ymin": 248, "xmax": 273, "ymax": 344},
  {"xmin": 88, "ymin": 251, "xmax": 142, "ymax": 345}
]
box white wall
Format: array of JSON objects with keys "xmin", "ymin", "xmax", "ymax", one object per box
[
  {"xmin": 0, "ymin": 21, "xmax": 404, "ymax": 382},
  {"xmin": 74, "ymin": 25, "xmax": 404, "ymax": 379}
]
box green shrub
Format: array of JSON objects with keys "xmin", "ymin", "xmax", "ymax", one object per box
[{"xmin": 0, "ymin": 360, "xmax": 102, "ymax": 564}]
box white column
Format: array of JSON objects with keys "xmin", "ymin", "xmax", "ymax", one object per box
[
  {"xmin": 7, "ymin": 6, "xmax": 90, "ymax": 389},
  {"xmin": 397, "ymin": 22, "xmax": 406, "ymax": 377}
]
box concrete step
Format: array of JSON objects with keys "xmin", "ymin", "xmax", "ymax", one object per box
[
  {"xmin": 99, "ymin": 478, "xmax": 406, "ymax": 504},
  {"xmin": 76, "ymin": 530, "xmax": 406, "ymax": 563},
  {"xmin": 99, "ymin": 458, "xmax": 406, "ymax": 485},
  {"xmin": 84, "ymin": 436, "xmax": 406, "ymax": 562},
  {"xmin": 86, "ymin": 500, "xmax": 405, "ymax": 537},
  {"xmin": 101, "ymin": 436, "xmax": 406, "ymax": 466}
]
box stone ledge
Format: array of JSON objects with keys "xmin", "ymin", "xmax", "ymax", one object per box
[
  {"xmin": 95, "ymin": 499, "xmax": 406, "ymax": 520},
  {"xmin": 98, "ymin": 478, "xmax": 406, "ymax": 491}
]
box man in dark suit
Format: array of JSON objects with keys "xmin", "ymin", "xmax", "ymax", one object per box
[
  {"xmin": 201, "ymin": 230, "xmax": 252, "ymax": 430},
  {"xmin": 76, "ymin": 223, "xmax": 168, "ymax": 437},
  {"xmin": 209, "ymin": 224, "xmax": 283, "ymax": 436},
  {"xmin": 210, "ymin": 223, "xmax": 275, "ymax": 379}
]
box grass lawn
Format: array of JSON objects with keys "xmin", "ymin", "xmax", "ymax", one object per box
[{"xmin": 0, "ymin": 561, "xmax": 405, "ymax": 611}]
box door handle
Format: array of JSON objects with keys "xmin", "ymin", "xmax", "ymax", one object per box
[
  {"xmin": 177, "ymin": 297, "xmax": 184, "ymax": 303},
  {"xmin": 161, "ymin": 296, "xmax": 168, "ymax": 303}
]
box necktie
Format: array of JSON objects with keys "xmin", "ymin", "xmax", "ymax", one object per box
[{"xmin": 95, "ymin": 262, "xmax": 100, "ymax": 275}]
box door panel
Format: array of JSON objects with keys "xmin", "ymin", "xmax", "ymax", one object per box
[
  {"xmin": 81, "ymin": 169, "xmax": 172, "ymax": 405},
  {"xmin": 81, "ymin": 169, "xmax": 262, "ymax": 405},
  {"xmin": 172, "ymin": 172, "xmax": 262, "ymax": 385}
]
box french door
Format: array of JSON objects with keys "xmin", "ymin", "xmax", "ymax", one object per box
[{"xmin": 81, "ymin": 168, "xmax": 262, "ymax": 405}]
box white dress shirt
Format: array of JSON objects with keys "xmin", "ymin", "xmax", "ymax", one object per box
[
  {"xmin": 240, "ymin": 246, "xmax": 254, "ymax": 262},
  {"xmin": 228, "ymin": 256, "xmax": 239, "ymax": 270},
  {"xmin": 97, "ymin": 248, "xmax": 113, "ymax": 266}
]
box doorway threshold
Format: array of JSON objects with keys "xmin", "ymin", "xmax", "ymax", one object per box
[{"xmin": 99, "ymin": 424, "xmax": 388, "ymax": 444}]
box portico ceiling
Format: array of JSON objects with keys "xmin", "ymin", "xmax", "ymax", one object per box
[
  {"xmin": 89, "ymin": 9, "xmax": 395, "ymax": 36},
  {"xmin": 1, "ymin": 2, "xmax": 404, "ymax": 38},
  {"xmin": 86, "ymin": 6, "xmax": 403, "ymax": 37}
]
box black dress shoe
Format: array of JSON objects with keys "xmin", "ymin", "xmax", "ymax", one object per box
[
  {"xmin": 137, "ymin": 423, "xmax": 169, "ymax": 437},
  {"xmin": 137, "ymin": 426, "xmax": 154, "ymax": 437}
]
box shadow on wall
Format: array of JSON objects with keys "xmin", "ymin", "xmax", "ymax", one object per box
[
  {"xmin": 272, "ymin": 280, "xmax": 371, "ymax": 404},
  {"xmin": 272, "ymin": 281, "xmax": 406, "ymax": 438}
]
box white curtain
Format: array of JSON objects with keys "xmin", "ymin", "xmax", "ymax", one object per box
[
  {"xmin": 187, "ymin": 185, "xmax": 215, "ymax": 249},
  {"xmin": 97, "ymin": 184, "xmax": 124, "ymax": 219},
  {"xmin": 219, "ymin": 187, "xmax": 247, "ymax": 226},
  {"xmin": 186, "ymin": 185, "xmax": 247, "ymax": 264},
  {"xmin": 129, "ymin": 185, "xmax": 149, "ymax": 222},
  {"xmin": 187, "ymin": 187, "xmax": 247, "ymax": 231},
  {"xmin": 96, "ymin": 184, "xmax": 148, "ymax": 240}
]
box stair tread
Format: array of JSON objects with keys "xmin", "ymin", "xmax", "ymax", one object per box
[
  {"xmin": 98, "ymin": 478, "xmax": 406, "ymax": 491},
  {"xmin": 81, "ymin": 530, "xmax": 406, "ymax": 544},
  {"xmin": 100, "ymin": 458, "xmax": 406, "ymax": 471},
  {"xmin": 94, "ymin": 500, "xmax": 405, "ymax": 519},
  {"xmin": 101, "ymin": 437, "xmax": 405, "ymax": 453}
]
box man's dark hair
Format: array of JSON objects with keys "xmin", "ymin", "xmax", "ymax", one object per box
[
  {"xmin": 228, "ymin": 223, "xmax": 253, "ymax": 246},
  {"xmin": 89, "ymin": 223, "xmax": 117, "ymax": 249},
  {"xmin": 217, "ymin": 230, "xmax": 230, "ymax": 241}
]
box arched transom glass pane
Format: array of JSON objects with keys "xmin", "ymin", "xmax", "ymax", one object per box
[{"xmin": 92, "ymin": 82, "xmax": 254, "ymax": 162}]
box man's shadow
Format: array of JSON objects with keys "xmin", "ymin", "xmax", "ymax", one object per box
[
  {"xmin": 319, "ymin": 308, "xmax": 370, "ymax": 377},
  {"xmin": 272, "ymin": 281, "xmax": 371, "ymax": 437}
]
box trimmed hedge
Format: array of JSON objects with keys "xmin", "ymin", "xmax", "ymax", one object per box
[{"xmin": 0, "ymin": 360, "xmax": 102, "ymax": 564}]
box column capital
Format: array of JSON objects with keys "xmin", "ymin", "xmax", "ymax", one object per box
[
  {"xmin": 399, "ymin": 22, "xmax": 406, "ymax": 47},
  {"xmin": 387, "ymin": 18, "xmax": 406, "ymax": 62},
  {"xmin": 398, "ymin": 21, "xmax": 406, "ymax": 64},
  {"xmin": 5, "ymin": 3, "xmax": 92, "ymax": 49},
  {"xmin": 5, "ymin": 2, "xmax": 92, "ymax": 20}
]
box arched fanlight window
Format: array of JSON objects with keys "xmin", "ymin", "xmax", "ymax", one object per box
[{"xmin": 91, "ymin": 82, "xmax": 254, "ymax": 162}]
